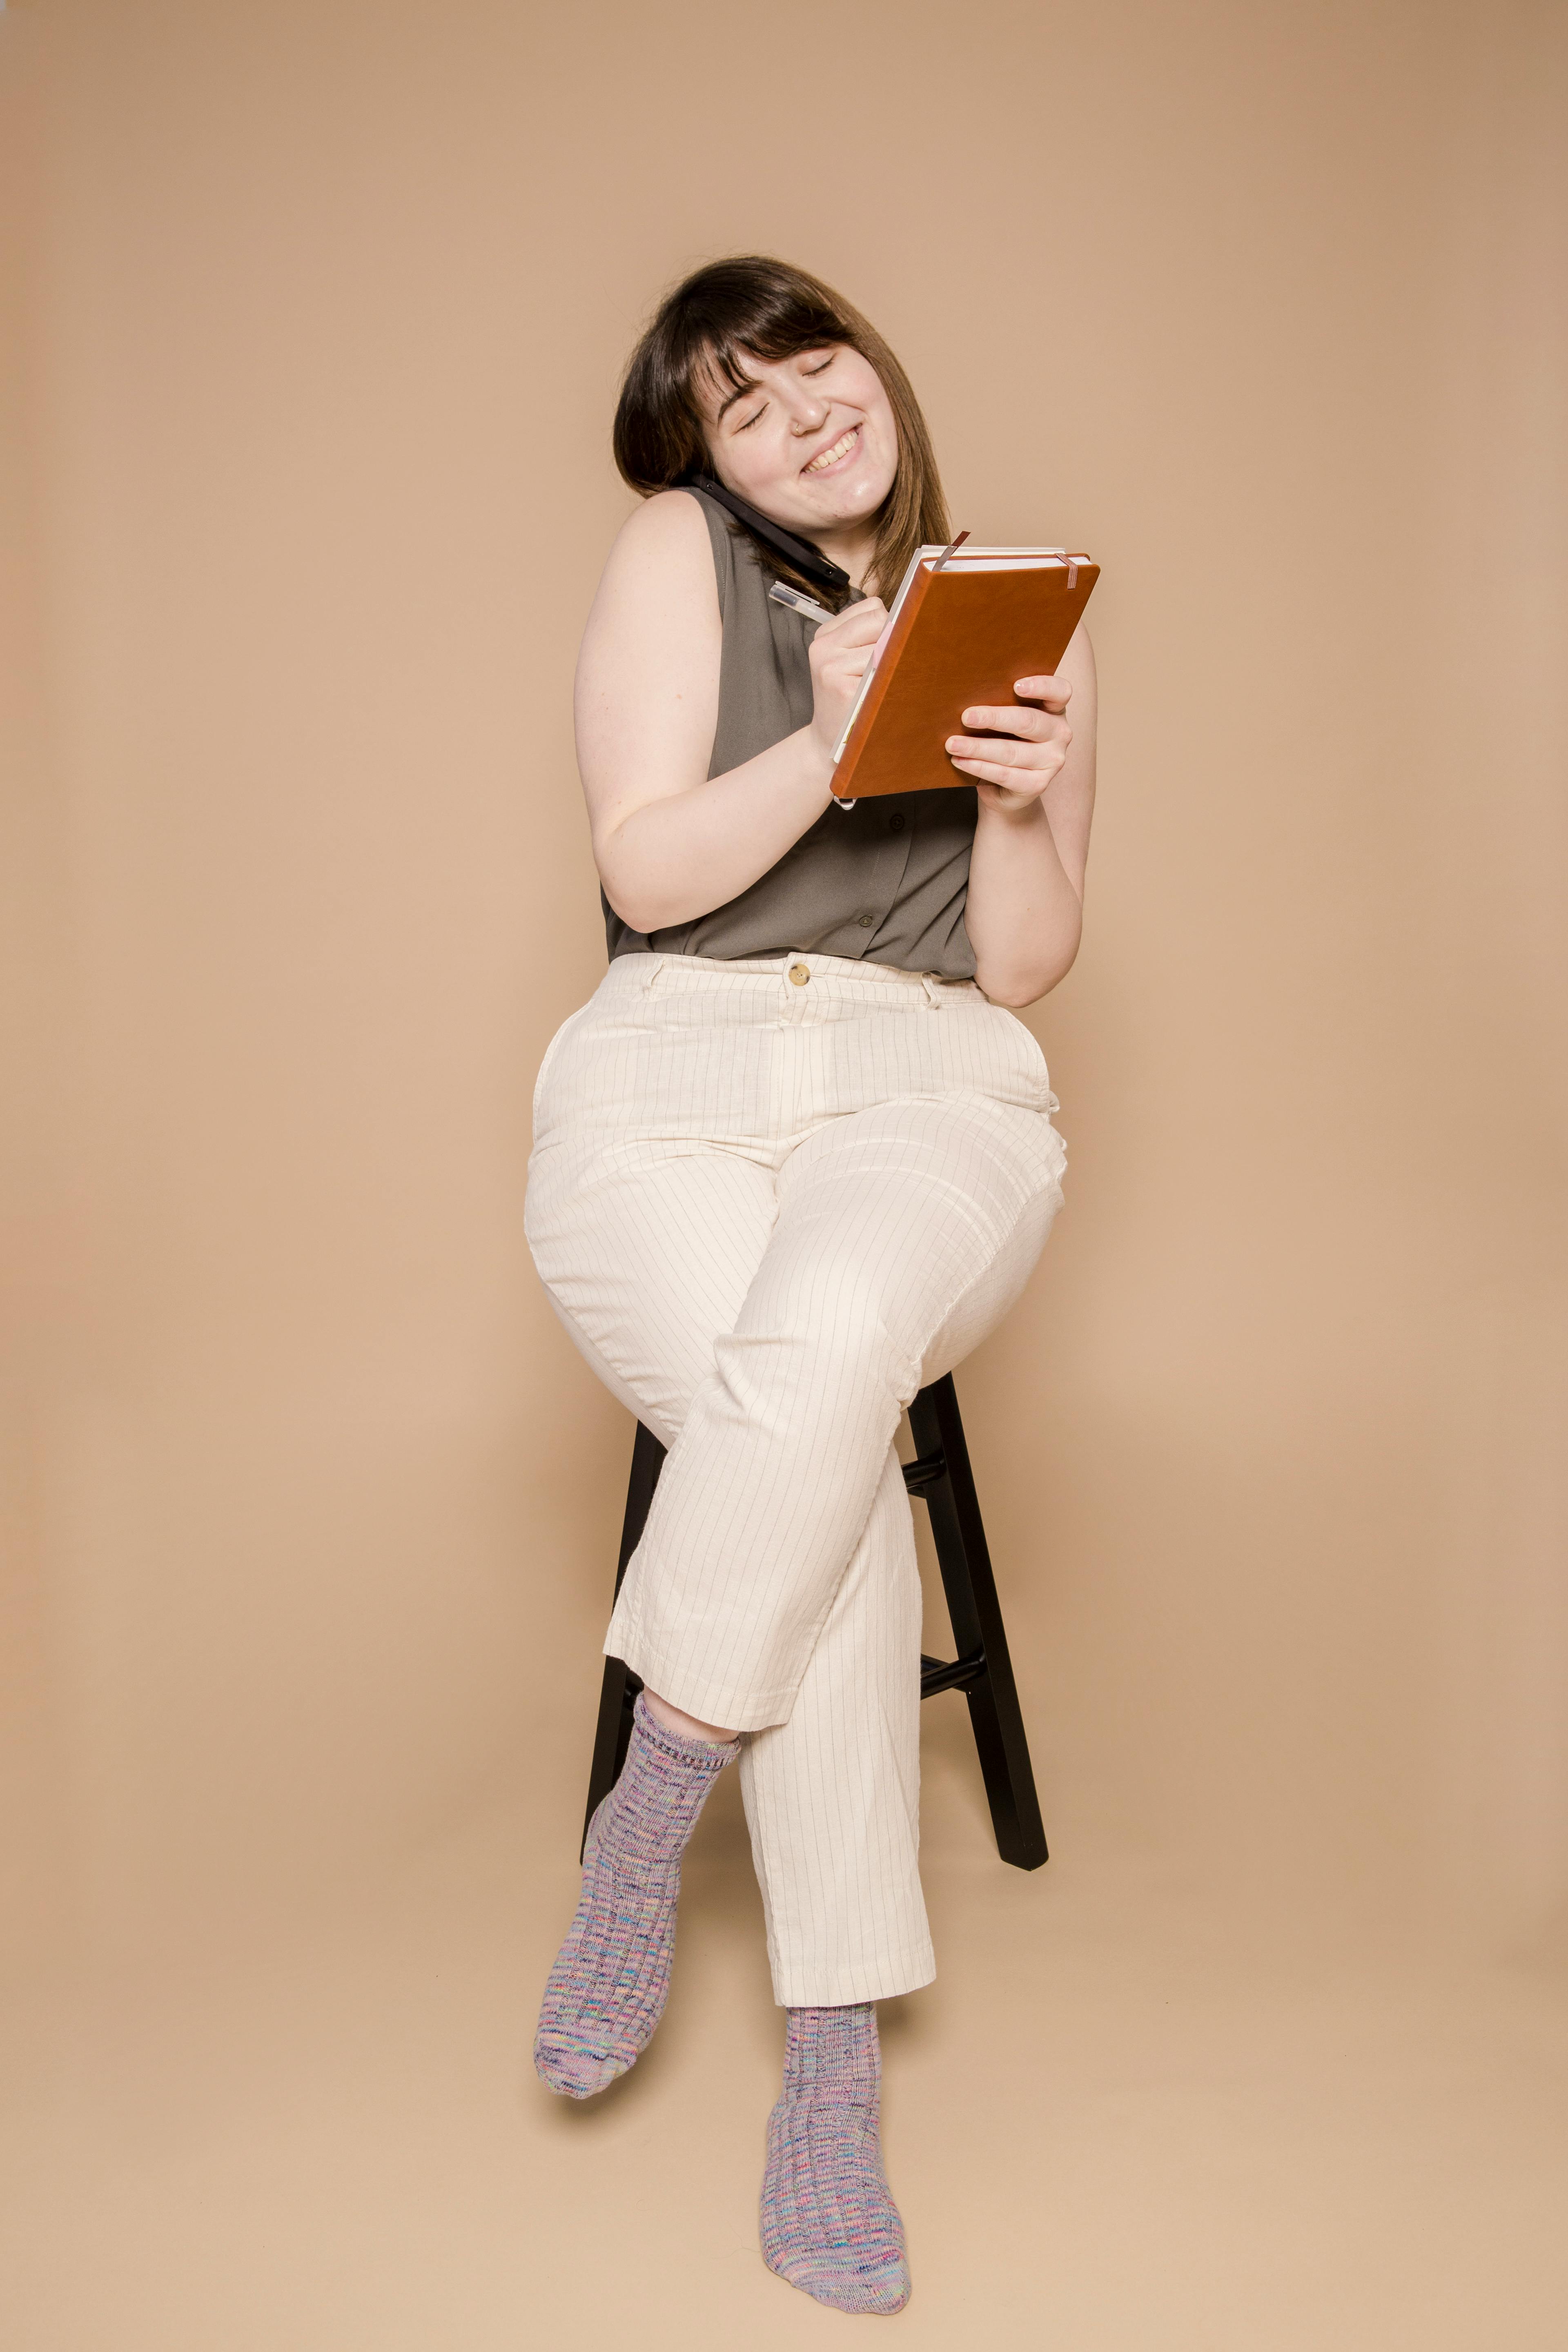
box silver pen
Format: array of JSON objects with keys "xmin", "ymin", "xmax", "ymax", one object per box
[{"xmin": 768, "ymin": 579, "xmax": 835, "ymax": 625}]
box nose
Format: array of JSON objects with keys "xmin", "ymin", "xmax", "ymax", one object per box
[{"xmin": 788, "ymin": 390, "xmax": 829, "ymax": 435}]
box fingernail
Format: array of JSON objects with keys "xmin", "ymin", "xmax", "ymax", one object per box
[{"xmin": 946, "ymin": 737, "xmax": 960, "ymax": 751}]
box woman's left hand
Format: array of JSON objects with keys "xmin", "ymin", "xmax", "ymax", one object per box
[{"xmin": 945, "ymin": 673, "xmax": 1073, "ymax": 814}]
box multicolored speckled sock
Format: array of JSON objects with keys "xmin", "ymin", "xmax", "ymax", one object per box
[
  {"xmin": 533, "ymin": 1695, "xmax": 739, "ymax": 2099},
  {"xmin": 760, "ymin": 2002, "xmax": 911, "ymax": 2315}
]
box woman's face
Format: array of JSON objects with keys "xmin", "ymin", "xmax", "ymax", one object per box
[{"xmin": 698, "ymin": 344, "xmax": 898, "ymax": 540}]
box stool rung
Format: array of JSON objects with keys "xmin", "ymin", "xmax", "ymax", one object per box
[
  {"xmin": 585, "ymin": 1374, "xmax": 1048, "ymax": 1870},
  {"xmin": 902, "ymin": 1448, "xmax": 947, "ymax": 1497},
  {"xmin": 920, "ymin": 1647, "xmax": 985, "ymax": 1697}
]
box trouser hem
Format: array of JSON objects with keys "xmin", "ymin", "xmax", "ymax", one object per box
[
  {"xmin": 611, "ymin": 1633, "xmax": 795, "ymax": 1733},
  {"xmin": 771, "ymin": 1947, "xmax": 937, "ymax": 2009}
]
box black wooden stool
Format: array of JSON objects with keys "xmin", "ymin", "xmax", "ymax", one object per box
[{"xmin": 581, "ymin": 1372, "xmax": 1048, "ymax": 1870}]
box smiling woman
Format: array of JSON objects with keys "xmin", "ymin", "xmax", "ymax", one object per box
[
  {"xmin": 581, "ymin": 256, "xmax": 1095, "ymax": 998},
  {"xmin": 612, "ymin": 256, "xmax": 949, "ymax": 608},
  {"xmin": 524, "ymin": 255, "xmax": 1095, "ymax": 2316}
]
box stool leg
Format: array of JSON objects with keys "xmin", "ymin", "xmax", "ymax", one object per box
[
  {"xmin": 909, "ymin": 1376, "xmax": 1049, "ymax": 1871},
  {"xmin": 580, "ymin": 1419, "xmax": 665, "ymax": 1857}
]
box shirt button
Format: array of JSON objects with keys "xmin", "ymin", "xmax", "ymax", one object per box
[
  {"xmin": 788, "ymin": 961, "xmax": 810, "ymax": 986},
  {"xmin": 889, "ymin": 813, "xmax": 906, "ymax": 833},
  {"xmin": 858, "ymin": 913, "xmax": 874, "ymax": 928}
]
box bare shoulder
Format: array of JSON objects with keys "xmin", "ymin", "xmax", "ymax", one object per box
[
  {"xmin": 576, "ymin": 490, "xmax": 723, "ymax": 820},
  {"xmin": 596, "ymin": 487, "xmax": 715, "ymax": 608}
]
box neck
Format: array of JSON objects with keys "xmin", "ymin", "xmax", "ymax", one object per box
[{"xmin": 811, "ymin": 514, "xmax": 880, "ymax": 594}]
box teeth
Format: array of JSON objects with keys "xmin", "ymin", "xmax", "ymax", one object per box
[{"xmin": 805, "ymin": 429, "xmax": 856, "ymax": 473}]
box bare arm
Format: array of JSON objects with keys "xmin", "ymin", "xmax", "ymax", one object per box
[
  {"xmin": 956, "ymin": 626, "xmax": 1098, "ymax": 1007},
  {"xmin": 575, "ymin": 491, "xmax": 885, "ymax": 935}
]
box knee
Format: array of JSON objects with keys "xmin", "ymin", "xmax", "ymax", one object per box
[{"xmin": 715, "ymin": 1298, "xmax": 918, "ymax": 1430}]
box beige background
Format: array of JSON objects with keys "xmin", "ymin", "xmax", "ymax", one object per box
[{"xmin": 3, "ymin": 0, "xmax": 1566, "ymax": 2343}]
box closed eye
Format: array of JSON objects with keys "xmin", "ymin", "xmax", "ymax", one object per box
[{"xmin": 733, "ymin": 353, "xmax": 833, "ymax": 430}]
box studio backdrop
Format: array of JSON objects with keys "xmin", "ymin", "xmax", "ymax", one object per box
[{"xmin": 2, "ymin": 0, "xmax": 1565, "ymax": 1995}]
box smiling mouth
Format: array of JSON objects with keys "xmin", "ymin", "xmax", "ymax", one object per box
[{"xmin": 802, "ymin": 425, "xmax": 860, "ymax": 476}]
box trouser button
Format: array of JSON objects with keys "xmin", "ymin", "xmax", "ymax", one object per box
[{"xmin": 788, "ymin": 962, "xmax": 811, "ymax": 986}]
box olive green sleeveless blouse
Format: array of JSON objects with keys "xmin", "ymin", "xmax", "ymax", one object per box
[{"xmin": 601, "ymin": 486, "xmax": 978, "ymax": 977}]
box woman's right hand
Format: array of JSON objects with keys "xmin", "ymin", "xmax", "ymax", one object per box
[{"xmin": 808, "ymin": 597, "xmax": 888, "ymax": 766}]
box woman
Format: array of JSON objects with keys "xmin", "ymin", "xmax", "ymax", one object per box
[{"xmin": 526, "ymin": 256, "xmax": 1096, "ymax": 2315}]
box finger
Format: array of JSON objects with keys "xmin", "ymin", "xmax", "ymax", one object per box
[
  {"xmin": 949, "ymin": 755, "xmax": 1047, "ymax": 791},
  {"xmin": 820, "ymin": 597, "xmax": 886, "ymax": 641},
  {"xmin": 958, "ymin": 705, "xmax": 1051, "ymax": 739},
  {"xmin": 1013, "ymin": 674, "xmax": 1071, "ymax": 708},
  {"xmin": 946, "ymin": 733, "xmax": 1056, "ymax": 768}
]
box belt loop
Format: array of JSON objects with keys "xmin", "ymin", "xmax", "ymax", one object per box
[
  {"xmin": 921, "ymin": 973, "xmax": 944, "ymax": 1009},
  {"xmin": 642, "ymin": 955, "xmax": 665, "ymax": 996}
]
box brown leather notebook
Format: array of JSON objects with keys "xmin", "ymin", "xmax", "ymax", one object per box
[{"xmin": 831, "ymin": 546, "xmax": 1098, "ymax": 800}]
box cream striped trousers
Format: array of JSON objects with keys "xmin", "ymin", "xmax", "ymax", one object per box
[{"xmin": 525, "ymin": 950, "xmax": 1067, "ymax": 2005}]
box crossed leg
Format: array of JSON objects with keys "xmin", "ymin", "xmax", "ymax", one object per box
[
  {"xmin": 529, "ymin": 1087, "xmax": 1064, "ymax": 2002},
  {"xmin": 528, "ymin": 1092, "xmax": 1062, "ymax": 2313}
]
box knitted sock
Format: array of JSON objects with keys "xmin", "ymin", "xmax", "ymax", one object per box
[
  {"xmin": 533, "ymin": 1694, "xmax": 739, "ymax": 2099},
  {"xmin": 760, "ymin": 2003, "xmax": 911, "ymax": 2316}
]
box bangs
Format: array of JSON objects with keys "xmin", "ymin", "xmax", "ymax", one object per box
[{"xmin": 666, "ymin": 267, "xmax": 855, "ymax": 424}]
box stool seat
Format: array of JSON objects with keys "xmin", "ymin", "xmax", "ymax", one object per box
[{"xmin": 581, "ymin": 1372, "xmax": 1048, "ymax": 1871}]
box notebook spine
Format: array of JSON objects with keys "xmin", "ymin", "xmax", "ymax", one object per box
[{"xmin": 830, "ymin": 567, "xmax": 936, "ymax": 800}]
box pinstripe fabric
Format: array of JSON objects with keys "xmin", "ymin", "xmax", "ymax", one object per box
[{"xmin": 526, "ymin": 950, "xmax": 1067, "ymax": 2005}]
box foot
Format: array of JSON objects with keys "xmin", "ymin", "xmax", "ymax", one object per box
[
  {"xmin": 533, "ymin": 1696, "xmax": 739, "ymax": 2098},
  {"xmin": 760, "ymin": 2004, "xmax": 911, "ymax": 2315}
]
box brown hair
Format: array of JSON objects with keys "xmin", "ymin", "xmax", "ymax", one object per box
[{"xmin": 612, "ymin": 255, "xmax": 951, "ymax": 607}]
